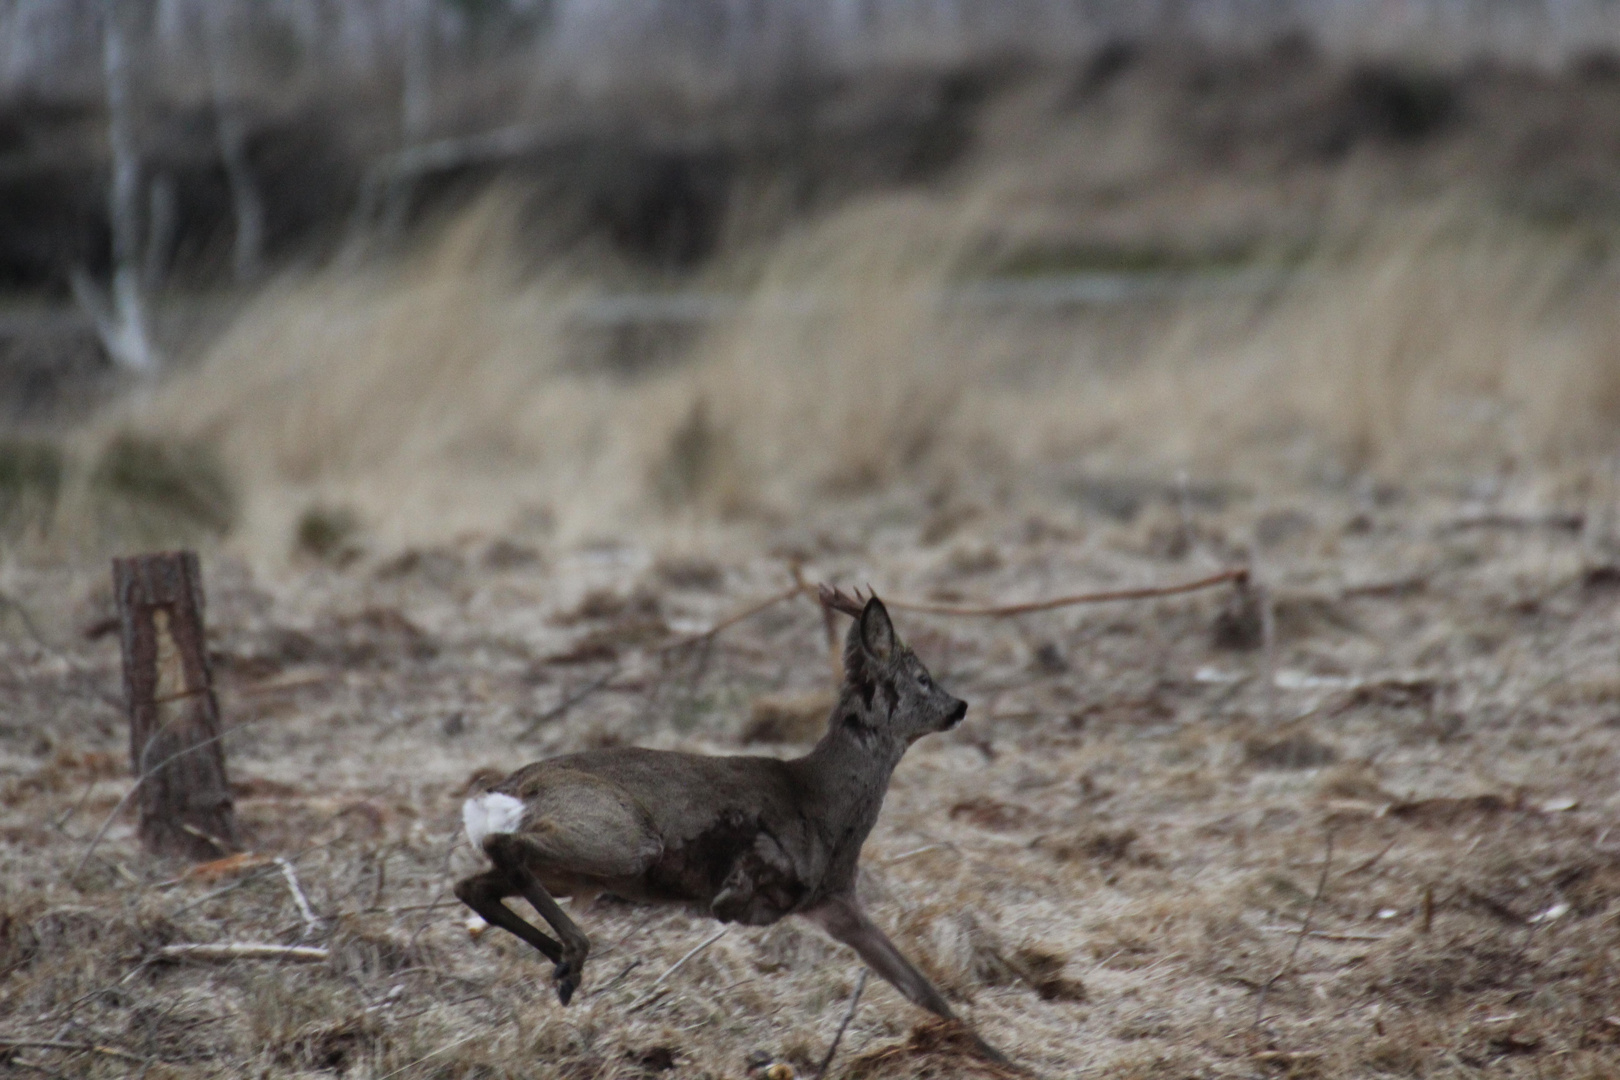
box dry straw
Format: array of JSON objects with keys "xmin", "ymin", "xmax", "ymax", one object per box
[{"xmin": 37, "ymin": 193, "xmax": 1620, "ymax": 563}]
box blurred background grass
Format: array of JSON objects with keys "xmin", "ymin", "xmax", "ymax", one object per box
[{"xmin": 3, "ymin": 1, "xmax": 1620, "ymax": 564}]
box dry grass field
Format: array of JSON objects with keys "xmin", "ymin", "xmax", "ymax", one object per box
[
  {"xmin": 5, "ymin": 32, "xmax": 1620, "ymax": 1080},
  {"xmin": 5, "ymin": 444, "xmax": 1620, "ymax": 1079}
]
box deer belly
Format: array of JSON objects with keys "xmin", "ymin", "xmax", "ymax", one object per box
[{"xmin": 646, "ymin": 818, "xmax": 810, "ymax": 924}]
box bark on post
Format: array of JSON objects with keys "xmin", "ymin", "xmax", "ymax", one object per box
[{"xmin": 113, "ymin": 551, "xmax": 236, "ymax": 860}]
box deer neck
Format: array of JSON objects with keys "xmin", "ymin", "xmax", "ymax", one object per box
[{"xmin": 796, "ymin": 716, "xmax": 908, "ymax": 849}]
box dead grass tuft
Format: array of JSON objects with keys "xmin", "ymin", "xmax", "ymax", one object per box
[{"xmin": 846, "ymin": 1018, "xmax": 1023, "ymax": 1080}]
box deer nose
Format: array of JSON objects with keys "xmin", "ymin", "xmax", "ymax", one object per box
[{"xmin": 944, "ymin": 698, "xmax": 967, "ymax": 728}]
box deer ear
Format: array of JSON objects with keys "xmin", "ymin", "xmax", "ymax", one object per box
[{"xmin": 859, "ymin": 597, "xmax": 896, "ymax": 664}]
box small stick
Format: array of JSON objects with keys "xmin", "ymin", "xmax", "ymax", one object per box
[
  {"xmin": 1254, "ymin": 831, "xmax": 1333, "ymax": 1026},
  {"xmin": 1259, "ymin": 926, "xmax": 1387, "ymax": 942},
  {"xmin": 626, "ymin": 926, "xmax": 730, "ymax": 1012},
  {"xmin": 178, "ymin": 821, "xmax": 232, "ymax": 854},
  {"xmin": 883, "ymin": 842, "xmax": 954, "ymax": 864},
  {"xmin": 156, "ymin": 943, "xmax": 329, "ymax": 963},
  {"xmin": 1340, "ymin": 577, "xmax": 1428, "ymax": 599},
  {"xmin": 597, "ymin": 958, "xmax": 643, "ymax": 995},
  {"xmin": 1341, "ymin": 838, "xmax": 1399, "ymax": 878},
  {"xmin": 1436, "ymin": 512, "xmax": 1584, "ymax": 534},
  {"xmin": 517, "ymin": 663, "xmax": 621, "ymax": 739},
  {"xmin": 169, "ymin": 875, "xmax": 262, "ymax": 917},
  {"xmin": 0, "ymin": 1038, "xmax": 149, "ymax": 1064},
  {"xmin": 379, "ymin": 900, "xmax": 450, "ymax": 915},
  {"xmin": 646, "ymin": 569, "xmax": 1246, "ymax": 673},
  {"xmin": 817, "ymin": 968, "xmax": 869, "ymax": 1078},
  {"xmin": 277, "ymin": 858, "xmax": 320, "ymax": 937},
  {"xmin": 655, "ymin": 585, "xmax": 809, "ymax": 656},
  {"xmin": 373, "ymin": 1031, "xmax": 483, "ymax": 1080},
  {"xmin": 72, "ymin": 713, "xmax": 278, "ymax": 881},
  {"xmin": 826, "ymin": 569, "xmax": 1247, "ymax": 618}
]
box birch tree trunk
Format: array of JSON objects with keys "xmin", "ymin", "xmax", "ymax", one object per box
[
  {"xmin": 202, "ymin": 3, "xmax": 265, "ymax": 282},
  {"xmin": 74, "ymin": 0, "xmax": 160, "ymax": 373}
]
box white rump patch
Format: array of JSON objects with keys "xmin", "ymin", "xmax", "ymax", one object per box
[{"xmin": 463, "ymin": 792, "xmax": 525, "ymax": 848}]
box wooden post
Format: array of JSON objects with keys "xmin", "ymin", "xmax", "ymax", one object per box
[{"xmin": 113, "ymin": 551, "xmax": 235, "ymax": 860}]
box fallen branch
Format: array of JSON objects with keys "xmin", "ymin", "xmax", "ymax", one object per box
[
  {"xmin": 1437, "ymin": 512, "xmax": 1583, "ymax": 535},
  {"xmin": 822, "ymin": 569, "xmax": 1247, "ymax": 619},
  {"xmin": 1340, "ymin": 577, "xmax": 1428, "ymax": 599},
  {"xmin": 817, "ymin": 968, "xmax": 869, "ymax": 1078},
  {"xmin": 1259, "ymin": 926, "xmax": 1387, "ymax": 942},
  {"xmin": 0, "ymin": 1038, "xmax": 148, "ymax": 1064},
  {"xmin": 277, "ymin": 858, "xmax": 320, "ymax": 937},
  {"xmin": 626, "ymin": 926, "xmax": 730, "ymax": 1012},
  {"xmin": 636, "ymin": 569, "xmax": 1248, "ymax": 679},
  {"xmin": 156, "ymin": 943, "xmax": 329, "ymax": 963}
]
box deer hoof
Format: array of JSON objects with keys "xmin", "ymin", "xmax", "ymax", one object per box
[{"xmin": 553, "ymin": 960, "xmax": 580, "ymax": 1005}]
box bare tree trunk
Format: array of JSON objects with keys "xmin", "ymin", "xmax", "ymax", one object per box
[
  {"xmin": 402, "ymin": 0, "xmax": 433, "ymax": 146},
  {"xmin": 114, "ymin": 551, "xmax": 236, "ymax": 861},
  {"xmin": 381, "ymin": 0, "xmax": 436, "ymax": 234},
  {"xmin": 75, "ymin": 0, "xmax": 159, "ymax": 373},
  {"xmin": 202, "ymin": 4, "xmax": 265, "ymax": 282},
  {"xmin": 143, "ymin": 169, "xmax": 177, "ymax": 291}
]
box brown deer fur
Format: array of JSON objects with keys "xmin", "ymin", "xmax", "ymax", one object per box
[{"xmin": 455, "ymin": 594, "xmax": 1006, "ymax": 1060}]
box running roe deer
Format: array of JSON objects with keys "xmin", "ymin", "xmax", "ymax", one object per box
[{"xmin": 455, "ymin": 589, "xmax": 1006, "ymax": 1060}]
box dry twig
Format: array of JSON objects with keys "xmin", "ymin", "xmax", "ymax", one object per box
[
  {"xmin": 1341, "ymin": 838, "xmax": 1399, "ymax": 878},
  {"xmin": 373, "ymin": 1031, "xmax": 484, "ymax": 1080},
  {"xmin": 518, "ymin": 663, "xmax": 622, "ymax": 739},
  {"xmin": 72, "ymin": 712, "xmax": 281, "ymax": 880},
  {"xmin": 626, "ymin": 926, "xmax": 730, "ymax": 1012},
  {"xmin": 643, "ymin": 569, "xmax": 1247, "ymax": 678},
  {"xmin": 1254, "ymin": 831, "xmax": 1334, "ymax": 1026},
  {"xmin": 817, "ymin": 968, "xmax": 869, "ymax": 1078},
  {"xmin": 156, "ymin": 943, "xmax": 329, "ymax": 963},
  {"xmin": 656, "ymin": 584, "xmax": 810, "ymax": 655},
  {"xmin": 277, "ymin": 857, "xmax": 320, "ymax": 936},
  {"xmin": 0, "ymin": 1038, "xmax": 149, "ymax": 1064},
  {"xmin": 821, "ymin": 569, "xmax": 1246, "ymax": 618}
]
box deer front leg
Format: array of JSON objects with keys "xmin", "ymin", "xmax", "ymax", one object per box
[
  {"xmin": 803, "ymin": 892, "xmax": 954, "ymax": 1018},
  {"xmin": 802, "ymin": 893, "xmax": 1011, "ymax": 1066}
]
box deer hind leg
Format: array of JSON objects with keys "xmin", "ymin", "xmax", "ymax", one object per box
[
  {"xmin": 453, "ymin": 868, "xmax": 564, "ymax": 964},
  {"xmin": 464, "ymin": 773, "xmax": 663, "ymax": 1005},
  {"xmin": 481, "ymin": 832, "xmax": 595, "ymax": 1004}
]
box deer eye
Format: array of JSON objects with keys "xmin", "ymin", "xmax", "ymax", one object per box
[{"xmin": 916, "ymin": 672, "xmax": 931, "ymax": 689}]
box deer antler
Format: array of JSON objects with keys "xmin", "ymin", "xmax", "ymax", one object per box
[{"xmin": 817, "ymin": 584, "xmax": 869, "ymax": 618}]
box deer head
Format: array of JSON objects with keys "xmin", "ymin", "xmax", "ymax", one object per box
[{"xmin": 833, "ymin": 593, "xmax": 966, "ymax": 745}]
